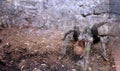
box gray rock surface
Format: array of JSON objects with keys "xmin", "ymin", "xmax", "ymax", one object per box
[{"xmin": 0, "ymin": 0, "xmax": 119, "ymax": 30}]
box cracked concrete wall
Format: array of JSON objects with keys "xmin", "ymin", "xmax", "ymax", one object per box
[{"xmin": 1, "ymin": 0, "xmax": 119, "ymax": 30}]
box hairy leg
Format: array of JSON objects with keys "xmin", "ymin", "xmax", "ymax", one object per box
[
  {"xmin": 61, "ymin": 33, "xmax": 73, "ymax": 55},
  {"xmin": 76, "ymin": 42, "xmax": 91, "ymax": 71},
  {"xmin": 100, "ymin": 37, "xmax": 108, "ymax": 61}
]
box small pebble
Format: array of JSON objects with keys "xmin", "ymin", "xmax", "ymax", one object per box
[
  {"xmin": 32, "ymin": 68, "xmax": 41, "ymax": 71},
  {"xmin": 88, "ymin": 67, "xmax": 92, "ymax": 71},
  {"xmin": 72, "ymin": 69, "xmax": 76, "ymax": 71},
  {"xmin": 112, "ymin": 65, "xmax": 115, "ymax": 68}
]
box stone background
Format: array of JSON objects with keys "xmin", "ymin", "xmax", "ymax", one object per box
[
  {"xmin": 0, "ymin": 0, "xmax": 119, "ymax": 31},
  {"xmin": 109, "ymin": 0, "xmax": 120, "ymax": 22}
]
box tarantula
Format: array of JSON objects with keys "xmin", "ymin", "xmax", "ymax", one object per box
[
  {"xmin": 61, "ymin": 22, "xmax": 109, "ymax": 60},
  {"xmin": 77, "ymin": 22, "xmax": 109, "ymax": 60}
]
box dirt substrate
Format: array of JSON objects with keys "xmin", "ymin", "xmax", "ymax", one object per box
[{"xmin": 0, "ymin": 27, "xmax": 116, "ymax": 71}]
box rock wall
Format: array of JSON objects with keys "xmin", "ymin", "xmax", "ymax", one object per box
[
  {"xmin": 0, "ymin": 0, "xmax": 119, "ymax": 30},
  {"xmin": 109, "ymin": 0, "xmax": 120, "ymax": 22}
]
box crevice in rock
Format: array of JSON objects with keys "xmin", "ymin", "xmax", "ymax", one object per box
[
  {"xmin": 81, "ymin": 13, "xmax": 92, "ymax": 17},
  {"xmin": 81, "ymin": 12, "xmax": 108, "ymax": 18}
]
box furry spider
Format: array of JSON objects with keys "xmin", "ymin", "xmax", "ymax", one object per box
[{"xmin": 61, "ymin": 22, "xmax": 110, "ymax": 60}]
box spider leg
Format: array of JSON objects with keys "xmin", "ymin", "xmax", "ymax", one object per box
[
  {"xmin": 61, "ymin": 32, "xmax": 74, "ymax": 55},
  {"xmin": 100, "ymin": 37, "xmax": 108, "ymax": 61}
]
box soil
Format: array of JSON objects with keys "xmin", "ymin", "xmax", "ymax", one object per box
[
  {"xmin": 0, "ymin": 27, "xmax": 116, "ymax": 71},
  {"xmin": 111, "ymin": 29, "xmax": 120, "ymax": 71}
]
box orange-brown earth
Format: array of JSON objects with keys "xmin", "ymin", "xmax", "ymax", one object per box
[{"xmin": 0, "ymin": 27, "xmax": 116, "ymax": 71}]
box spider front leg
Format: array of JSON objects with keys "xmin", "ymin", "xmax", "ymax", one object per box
[
  {"xmin": 61, "ymin": 34, "xmax": 73, "ymax": 55},
  {"xmin": 84, "ymin": 42, "xmax": 91, "ymax": 71},
  {"xmin": 100, "ymin": 37, "xmax": 108, "ymax": 61},
  {"xmin": 76, "ymin": 41, "xmax": 91, "ymax": 71}
]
